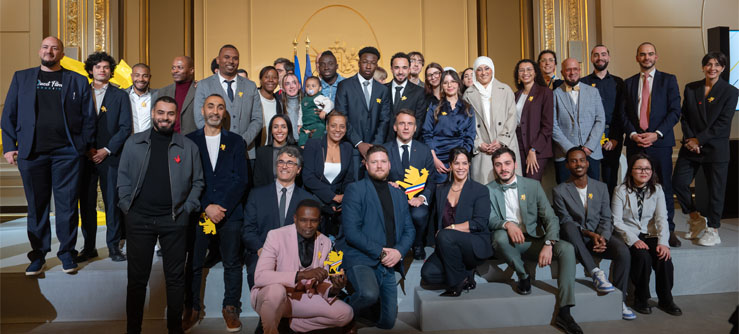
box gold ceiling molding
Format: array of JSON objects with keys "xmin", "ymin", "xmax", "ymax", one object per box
[{"xmin": 541, "ymin": 0, "xmax": 555, "ymax": 51}]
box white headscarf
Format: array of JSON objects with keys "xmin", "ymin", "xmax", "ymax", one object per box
[{"xmin": 472, "ymin": 56, "xmax": 495, "ymax": 100}]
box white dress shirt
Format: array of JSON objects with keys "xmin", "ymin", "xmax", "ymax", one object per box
[
  {"xmin": 515, "ymin": 93, "xmax": 527, "ymax": 124},
  {"xmin": 391, "ymin": 80, "xmax": 408, "ymax": 103},
  {"xmin": 502, "ymin": 176, "xmax": 525, "ymax": 234},
  {"xmin": 129, "ymin": 89, "xmax": 152, "ymax": 133},
  {"xmin": 631, "ymin": 68, "xmax": 662, "ymax": 138},
  {"xmin": 93, "ymin": 83, "xmax": 108, "ymax": 115},
  {"xmin": 218, "ymin": 72, "xmax": 238, "ymax": 98},
  {"xmin": 568, "ymin": 83, "xmax": 580, "ymax": 106}
]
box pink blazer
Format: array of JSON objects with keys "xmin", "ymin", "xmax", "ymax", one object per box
[{"xmin": 250, "ymin": 224, "xmax": 336, "ymax": 307}]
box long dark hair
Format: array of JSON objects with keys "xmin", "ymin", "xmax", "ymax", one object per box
[
  {"xmin": 624, "ymin": 152, "xmax": 659, "ymax": 195},
  {"xmin": 423, "ymin": 62, "xmax": 444, "ymax": 96},
  {"xmin": 459, "ymin": 67, "xmax": 473, "ymax": 94},
  {"xmin": 446, "ymin": 147, "xmax": 472, "ymax": 183},
  {"xmin": 433, "ymin": 70, "xmax": 472, "ymax": 122},
  {"xmin": 266, "ymin": 114, "xmax": 297, "ymax": 146},
  {"xmin": 513, "ymin": 59, "xmax": 547, "ymax": 90}
]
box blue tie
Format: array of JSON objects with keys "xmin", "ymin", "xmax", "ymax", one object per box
[{"xmin": 225, "ymin": 80, "xmax": 234, "ymax": 102}]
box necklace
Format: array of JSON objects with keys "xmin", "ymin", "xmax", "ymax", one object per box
[{"xmin": 450, "ymin": 185, "xmax": 463, "ymax": 192}]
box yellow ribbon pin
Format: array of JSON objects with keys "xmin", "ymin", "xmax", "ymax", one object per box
[
  {"xmin": 401, "ymin": 96, "xmax": 407, "ymax": 101},
  {"xmin": 142, "ymin": 101, "xmax": 147, "ymax": 107},
  {"xmin": 591, "ymin": 83, "xmax": 596, "ymax": 87},
  {"xmin": 588, "ymin": 193, "xmax": 593, "ymax": 199},
  {"xmin": 101, "ymin": 106, "xmax": 107, "ymax": 112},
  {"xmin": 521, "ymin": 194, "xmax": 526, "ymax": 201},
  {"xmin": 376, "ymin": 98, "xmax": 381, "ymax": 104},
  {"xmin": 220, "ymin": 144, "xmax": 226, "ymax": 151},
  {"xmin": 199, "ymin": 212, "xmax": 217, "ymax": 235},
  {"xmin": 707, "ymin": 97, "xmax": 715, "ymax": 103},
  {"xmin": 441, "ymin": 111, "xmax": 448, "ymax": 116},
  {"xmin": 528, "ymin": 96, "xmax": 534, "ymax": 102},
  {"xmin": 238, "ymin": 91, "xmax": 244, "ymax": 98}
]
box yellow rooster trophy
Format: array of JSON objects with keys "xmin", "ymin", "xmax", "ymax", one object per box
[
  {"xmin": 198, "ymin": 212, "xmax": 217, "ymax": 235},
  {"xmin": 395, "ymin": 166, "xmax": 429, "ymax": 200},
  {"xmin": 323, "ymin": 250, "xmax": 344, "ymax": 276}
]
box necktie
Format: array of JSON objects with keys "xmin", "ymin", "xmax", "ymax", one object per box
[
  {"xmin": 639, "ymin": 74, "xmax": 650, "ymax": 130},
  {"xmin": 299, "ymin": 238, "xmax": 312, "ymax": 268},
  {"xmin": 394, "ymin": 86, "xmax": 403, "ymax": 112},
  {"xmin": 279, "ymin": 187, "xmax": 287, "ymax": 226},
  {"xmin": 362, "ymin": 80, "xmax": 371, "ymax": 110},
  {"xmin": 501, "ymin": 182, "xmax": 517, "ymax": 192},
  {"xmin": 636, "ymin": 186, "xmax": 646, "ymax": 221},
  {"xmin": 225, "ymin": 80, "xmax": 235, "ymax": 102},
  {"xmin": 401, "ymin": 144, "xmax": 410, "ymax": 171}
]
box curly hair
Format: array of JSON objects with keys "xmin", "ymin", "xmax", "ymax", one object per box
[{"xmin": 84, "ymin": 51, "xmax": 117, "ymax": 79}]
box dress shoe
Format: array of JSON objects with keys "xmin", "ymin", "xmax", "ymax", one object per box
[
  {"xmin": 555, "ymin": 312, "xmax": 583, "ymax": 334},
  {"xmin": 222, "ymin": 305, "xmax": 242, "ymax": 332},
  {"xmin": 465, "ymin": 271, "xmax": 477, "ymax": 290},
  {"xmin": 75, "ymin": 249, "xmax": 99, "ymax": 263},
  {"xmin": 413, "ymin": 246, "xmax": 426, "ymax": 260},
  {"xmin": 25, "ymin": 258, "xmax": 46, "ymax": 276},
  {"xmin": 61, "ymin": 259, "xmax": 78, "ymax": 274},
  {"xmin": 182, "ymin": 308, "xmax": 199, "ymax": 332},
  {"xmin": 669, "ymin": 231, "xmax": 681, "ymax": 247},
  {"xmin": 516, "ymin": 276, "xmax": 531, "ymax": 295},
  {"xmin": 109, "ymin": 248, "xmax": 127, "ymax": 262},
  {"xmin": 632, "ymin": 300, "xmax": 652, "ymax": 314},
  {"xmin": 658, "ymin": 301, "xmax": 683, "ymax": 316},
  {"xmin": 440, "ymin": 277, "xmax": 470, "ymax": 297}
]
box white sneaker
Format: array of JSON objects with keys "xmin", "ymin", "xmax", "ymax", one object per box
[
  {"xmin": 592, "ymin": 268, "xmax": 615, "ymax": 293},
  {"xmin": 697, "ymin": 227, "xmax": 721, "ymax": 246},
  {"xmin": 622, "ymin": 302, "xmax": 637, "ymax": 320},
  {"xmin": 686, "ymin": 215, "xmax": 707, "ymax": 239}
]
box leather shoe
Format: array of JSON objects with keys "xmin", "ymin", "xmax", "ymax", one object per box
[
  {"xmin": 75, "ymin": 249, "xmax": 99, "ymax": 263},
  {"xmin": 658, "ymin": 301, "xmax": 683, "ymax": 316},
  {"xmin": 516, "ymin": 276, "xmax": 531, "ymax": 295},
  {"xmin": 182, "ymin": 308, "xmax": 199, "ymax": 332},
  {"xmin": 669, "ymin": 231, "xmax": 681, "ymax": 247},
  {"xmin": 413, "ymin": 246, "xmax": 426, "ymax": 260},
  {"xmin": 440, "ymin": 277, "xmax": 470, "ymax": 297},
  {"xmin": 465, "ymin": 271, "xmax": 477, "ymax": 290},
  {"xmin": 632, "ymin": 300, "xmax": 652, "ymax": 314},
  {"xmin": 555, "ymin": 313, "xmax": 583, "ymax": 334},
  {"xmin": 109, "ymin": 248, "xmax": 127, "ymax": 262},
  {"xmin": 222, "ymin": 305, "xmax": 242, "ymax": 332}
]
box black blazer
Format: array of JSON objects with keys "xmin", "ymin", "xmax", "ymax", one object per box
[
  {"xmin": 186, "ymin": 129, "xmax": 248, "ymax": 221},
  {"xmin": 384, "ymin": 81, "xmax": 427, "ymax": 142},
  {"xmin": 301, "ymin": 136, "xmax": 354, "ymax": 204},
  {"xmin": 679, "ymin": 78, "xmax": 738, "ymax": 162},
  {"xmin": 434, "ymin": 180, "xmax": 493, "ymax": 259},
  {"xmin": 96, "ymin": 85, "xmax": 132, "ymax": 166},
  {"xmin": 242, "ymin": 181, "xmax": 313, "ymax": 253},
  {"xmin": 623, "ymin": 70, "xmax": 681, "ymax": 149},
  {"xmin": 382, "ymin": 139, "xmax": 436, "ymax": 201},
  {"xmin": 252, "ymin": 144, "xmax": 302, "ymax": 188},
  {"xmin": 334, "ymin": 75, "xmax": 392, "ymax": 146}
]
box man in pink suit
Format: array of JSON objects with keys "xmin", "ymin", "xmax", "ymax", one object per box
[{"xmin": 251, "ymin": 199, "xmax": 354, "ymax": 334}]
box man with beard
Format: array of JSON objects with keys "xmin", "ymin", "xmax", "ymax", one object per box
[
  {"xmin": 1, "ymin": 36, "xmax": 95, "ymax": 275},
  {"xmin": 117, "ymin": 96, "xmax": 204, "ymax": 334},
  {"xmin": 76, "ymin": 51, "xmax": 132, "ymax": 263},
  {"xmin": 579, "ymin": 45, "xmax": 626, "ymax": 196},
  {"xmin": 158, "ymin": 56, "xmax": 197, "ymax": 135},
  {"xmin": 195, "ymin": 45, "xmax": 263, "ymax": 161},
  {"xmin": 318, "ymin": 51, "xmax": 345, "ymax": 103},
  {"xmin": 407, "ymin": 51, "xmax": 425, "ymax": 87},
  {"xmin": 385, "ymin": 52, "xmax": 427, "ymax": 142},
  {"xmin": 340, "ymin": 145, "xmax": 414, "ymax": 330},
  {"xmin": 126, "ymin": 63, "xmax": 158, "ymax": 133},
  {"xmin": 487, "ymin": 147, "xmax": 581, "ymax": 334},
  {"xmin": 183, "ymin": 94, "xmax": 248, "ymax": 332},
  {"xmin": 552, "ymin": 58, "xmax": 605, "ymax": 184},
  {"xmin": 623, "ymin": 42, "xmax": 682, "ymax": 247}
]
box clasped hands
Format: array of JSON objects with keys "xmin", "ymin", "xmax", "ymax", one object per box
[
  {"xmin": 683, "ymin": 138, "xmax": 701, "ymax": 154},
  {"xmin": 86, "ymin": 148, "xmax": 109, "ymax": 164},
  {"xmin": 479, "ymin": 141, "xmax": 502, "ymax": 155},
  {"xmin": 631, "ymin": 132, "xmax": 659, "ymax": 148}
]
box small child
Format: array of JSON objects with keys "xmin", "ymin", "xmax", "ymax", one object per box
[{"xmin": 299, "ymin": 76, "xmax": 334, "ymax": 146}]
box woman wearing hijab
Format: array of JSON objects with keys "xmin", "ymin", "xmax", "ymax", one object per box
[{"xmin": 463, "ymin": 56, "xmax": 521, "ymax": 184}]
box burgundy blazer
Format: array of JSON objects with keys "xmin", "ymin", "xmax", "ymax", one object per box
[{"xmin": 514, "ymin": 83, "xmax": 554, "ymax": 159}]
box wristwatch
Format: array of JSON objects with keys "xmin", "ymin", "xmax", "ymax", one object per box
[{"xmin": 544, "ymin": 240, "xmax": 556, "ymax": 246}]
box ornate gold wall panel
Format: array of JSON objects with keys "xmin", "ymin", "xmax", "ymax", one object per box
[
  {"xmin": 93, "ymin": 0, "xmax": 108, "ymax": 52},
  {"xmin": 533, "ymin": 0, "xmax": 595, "ymax": 74}
]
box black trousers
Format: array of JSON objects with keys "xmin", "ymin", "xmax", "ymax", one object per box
[
  {"xmin": 126, "ymin": 210, "xmax": 187, "ymax": 334},
  {"xmin": 560, "ymin": 222, "xmax": 631, "ymax": 298},
  {"xmin": 601, "ymin": 148, "xmax": 621, "ymax": 197},
  {"xmin": 672, "ymin": 157, "xmax": 729, "ymax": 228},
  {"xmin": 410, "ymin": 204, "xmax": 430, "ymax": 248},
  {"xmin": 420, "ymin": 229, "xmax": 484, "ymax": 288},
  {"xmin": 79, "ymin": 158, "xmax": 123, "ymax": 251},
  {"xmin": 629, "ymin": 234, "xmax": 674, "ymax": 304}
]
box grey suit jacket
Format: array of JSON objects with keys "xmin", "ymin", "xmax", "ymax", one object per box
[
  {"xmin": 552, "ymin": 177, "xmax": 613, "ymax": 241},
  {"xmin": 552, "ymin": 84, "xmax": 605, "ymax": 160},
  {"xmin": 157, "ymin": 81, "xmax": 197, "ymax": 135},
  {"xmin": 194, "ymin": 74, "xmax": 263, "ymax": 157},
  {"xmin": 611, "ymin": 183, "xmax": 669, "ymax": 247}
]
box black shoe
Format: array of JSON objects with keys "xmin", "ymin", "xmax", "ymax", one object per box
[
  {"xmin": 75, "ymin": 249, "xmax": 99, "ymax": 263},
  {"xmin": 516, "ymin": 277, "xmax": 531, "ymax": 295},
  {"xmin": 440, "ymin": 277, "xmax": 470, "ymax": 297},
  {"xmin": 555, "ymin": 313, "xmax": 583, "ymax": 334},
  {"xmin": 669, "ymin": 232, "xmax": 681, "ymax": 247},
  {"xmin": 632, "ymin": 300, "xmax": 652, "ymax": 314},
  {"xmin": 465, "ymin": 271, "xmax": 477, "ymax": 290},
  {"xmin": 413, "ymin": 246, "xmax": 426, "ymax": 260},
  {"xmin": 109, "ymin": 248, "xmax": 127, "ymax": 262},
  {"xmin": 658, "ymin": 301, "xmax": 683, "ymax": 316}
]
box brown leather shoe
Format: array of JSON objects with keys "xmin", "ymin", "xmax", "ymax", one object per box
[
  {"xmin": 182, "ymin": 308, "xmax": 199, "ymax": 332},
  {"xmin": 222, "ymin": 305, "xmax": 242, "ymax": 332}
]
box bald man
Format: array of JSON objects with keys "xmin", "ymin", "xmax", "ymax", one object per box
[
  {"xmin": 551, "ymin": 58, "xmax": 605, "ymax": 184},
  {"xmin": 158, "ymin": 56, "xmax": 198, "ymax": 134}
]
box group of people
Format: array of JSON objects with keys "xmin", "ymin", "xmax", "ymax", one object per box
[{"xmin": 2, "ymin": 35, "xmax": 736, "ymax": 334}]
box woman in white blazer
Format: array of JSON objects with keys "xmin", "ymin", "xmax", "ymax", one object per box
[{"xmin": 612, "ymin": 152, "xmax": 682, "ymax": 317}]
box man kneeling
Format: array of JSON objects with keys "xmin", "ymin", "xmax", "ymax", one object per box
[{"xmin": 251, "ymin": 199, "xmax": 353, "ymax": 334}]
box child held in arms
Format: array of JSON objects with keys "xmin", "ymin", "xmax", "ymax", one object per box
[{"xmin": 299, "ymin": 76, "xmax": 334, "ymax": 146}]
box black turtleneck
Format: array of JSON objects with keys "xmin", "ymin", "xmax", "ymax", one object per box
[
  {"xmin": 371, "ymin": 178, "xmax": 395, "ymax": 247},
  {"xmin": 132, "ymin": 129, "xmax": 173, "ymax": 217}
]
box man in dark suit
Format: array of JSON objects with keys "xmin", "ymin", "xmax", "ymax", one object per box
[
  {"xmin": 158, "ymin": 56, "xmax": 197, "ymax": 135},
  {"xmin": 383, "ymin": 109, "xmax": 435, "ymax": 260},
  {"xmin": 340, "ymin": 145, "xmax": 415, "ymax": 330},
  {"xmin": 242, "ymin": 145, "xmax": 312, "ymax": 289},
  {"xmin": 77, "ymin": 51, "xmax": 132, "ymax": 263},
  {"xmin": 623, "ymin": 42, "xmax": 682, "ymax": 247},
  {"xmin": 1, "ymin": 36, "xmax": 95, "ymax": 275},
  {"xmin": 184, "ymin": 93, "xmax": 248, "ymax": 332},
  {"xmin": 385, "ymin": 52, "xmax": 427, "ymax": 142},
  {"xmin": 125, "ymin": 63, "xmax": 158, "ymax": 133},
  {"xmin": 334, "ymin": 46, "xmax": 392, "ymax": 179}
]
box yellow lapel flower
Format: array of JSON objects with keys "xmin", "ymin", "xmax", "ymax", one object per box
[
  {"xmin": 588, "ymin": 193, "xmax": 593, "ymax": 199},
  {"xmin": 441, "ymin": 111, "xmax": 448, "ymax": 116},
  {"xmin": 141, "ymin": 101, "xmax": 147, "ymax": 108},
  {"xmin": 238, "ymin": 91, "xmax": 244, "ymax": 98},
  {"xmin": 401, "ymin": 96, "xmax": 407, "ymax": 101},
  {"xmin": 591, "ymin": 83, "xmax": 596, "ymax": 87},
  {"xmin": 376, "ymin": 98, "xmax": 381, "ymax": 104},
  {"xmin": 520, "ymin": 194, "xmax": 526, "ymax": 201},
  {"xmin": 528, "ymin": 96, "xmax": 534, "ymax": 102},
  {"xmin": 220, "ymin": 144, "xmax": 226, "ymax": 151},
  {"xmin": 101, "ymin": 106, "xmax": 107, "ymax": 112},
  {"xmin": 707, "ymin": 96, "xmax": 715, "ymax": 103}
]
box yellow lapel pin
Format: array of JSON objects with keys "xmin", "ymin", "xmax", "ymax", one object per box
[
  {"xmin": 528, "ymin": 96, "xmax": 534, "ymax": 102},
  {"xmin": 707, "ymin": 97, "xmax": 715, "ymax": 103},
  {"xmin": 220, "ymin": 144, "xmax": 226, "ymax": 151},
  {"xmin": 376, "ymin": 98, "xmax": 381, "ymax": 104},
  {"xmin": 588, "ymin": 193, "xmax": 593, "ymax": 199},
  {"xmin": 591, "ymin": 83, "xmax": 596, "ymax": 87},
  {"xmin": 441, "ymin": 111, "xmax": 448, "ymax": 116},
  {"xmin": 520, "ymin": 194, "xmax": 526, "ymax": 201},
  {"xmin": 401, "ymin": 96, "xmax": 407, "ymax": 101},
  {"xmin": 101, "ymin": 106, "xmax": 107, "ymax": 112},
  {"xmin": 141, "ymin": 101, "xmax": 147, "ymax": 107}
]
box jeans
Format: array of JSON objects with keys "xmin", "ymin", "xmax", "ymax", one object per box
[{"xmin": 345, "ymin": 264, "xmax": 398, "ymax": 329}]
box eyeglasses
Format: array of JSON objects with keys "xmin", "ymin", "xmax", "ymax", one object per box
[
  {"xmin": 410, "ymin": 59, "xmax": 423, "ymax": 64},
  {"xmin": 427, "ymin": 71, "xmax": 441, "ymax": 78},
  {"xmin": 277, "ymin": 160, "xmax": 298, "ymax": 168},
  {"xmin": 633, "ymin": 167, "xmax": 652, "ymax": 173},
  {"xmin": 442, "ymin": 81, "xmax": 458, "ymax": 87},
  {"xmin": 517, "ymin": 68, "xmax": 535, "ymax": 74}
]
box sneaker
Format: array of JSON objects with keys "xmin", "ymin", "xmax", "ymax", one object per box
[
  {"xmin": 591, "ymin": 268, "xmax": 615, "ymax": 293},
  {"xmin": 222, "ymin": 305, "xmax": 242, "ymax": 332},
  {"xmin": 697, "ymin": 227, "xmax": 721, "ymax": 246},
  {"xmin": 622, "ymin": 302, "xmax": 637, "ymax": 320},
  {"xmin": 25, "ymin": 258, "xmax": 46, "ymax": 276},
  {"xmin": 62, "ymin": 259, "xmax": 79, "ymax": 274},
  {"xmin": 182, "ymin": 308, "xmax": 199, "ymax": 333},
  {"xmin": 686, "ymin": 215, "xmax": 707, "ymax": 239}
]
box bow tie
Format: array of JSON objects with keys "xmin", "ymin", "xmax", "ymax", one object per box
[
  {"xmin": 501, "ymin": 182, "xmax": 517, "ymax": 192},
  {"xmin": 564, "ymin": 84, "xmax": 580, "ymax": 92}
]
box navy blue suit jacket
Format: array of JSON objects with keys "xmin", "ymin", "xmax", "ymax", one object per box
[
  {"xmin": 382, "ymin": 139, "xmax": 435, "ymax": 202},
  {"xmin": 242, "ymin": 181, "xmax": 313, "ymax": 253},
  {"xmin": 434, "ymin": 180, "xmax": 492, "ymax": 259},
  {"xmin": 301, "ymin": 136, "xmax": 354, "ymax": 204},
  {"xmin": 385, "ymin": 81, "xmax": 427, "ymax": 142},
  {"xmin": 97, "ymin": 85, "xmax": 132, "ymax": 165},
  {"xmin": 1, "ymin": 67, "xmax": 95, "ymax": 158},
  {"xmin": 339, "ymin": 178, "xmax": 415, "ymax": 275},
  {"xmin": 187, "ymin": 129, "xmax": 248, "ymax": 221},
  {"xmin": 624, "ymin": 70, "xmax": 681, "ymax": 149},
  {"xmin": 334, "ymin": 75, "xmax": 391, "ymax": 146}
]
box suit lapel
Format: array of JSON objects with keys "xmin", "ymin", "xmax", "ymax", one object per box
[
  {"xmin": 182, "ymin": 81, "xmax": 196, "ymax": 111},
  {"xmin": 350, "ymin": 76, "xmax": 369, "ymax": 112},
  {"xmin": 584, "ymin": 180, "xmax": 594, "ymax": 221},
  {"xmin": 566, "ymin": 182, "xmax": 584, "ymax": 219},
  {"xmin": 388, "ymin": 141, "xmax": 401, "ymax": 176},
  {"xmin": 61, "ymin": 69, "xmax": 72, "ymax": 106},
  {"xmin": 213, "ymin": 130, "xmax": 226, "ymax": 173},
  {"xmin": 517, "ymin": 179, "xmax": 528, "ymax": 223},
  {"xmin": 559, "ymin": 87, "xmax": 576, "ymax": 121},
  {"xmin": 269, "ymin": 185, "xmax": 281, "ymax": 229},
  {"xmin": 490, "ymin": 183, "xmax": 505, "ymax": 222},
  {"xmin": 627, "ymin": 190, "xmax": 639, "ymax": 222},
  {"xmin": 366, "ymin": 179, "xmax": 385, "ymax": 233},
  {"xmin": 704, "ymin": 79, "xmax": 727, "ymax": 125}
]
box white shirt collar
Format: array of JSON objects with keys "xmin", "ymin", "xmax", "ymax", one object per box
[
  {"xmin": 218, "ymin": 72, "xmax": 237, "ymax": 84},
  {"xmin": 358, "ymin": 75, "xmax": 372, "ymax": 86},
  {"xmin": 396, "ymin": 137, "xmax": 412, "ymax": 150},
  {"xmin": 392, "ymin": 80, "xmax": 408, "ymax": 91},
  {"xmin": 641, "ymin": 68, "xmax": 656, "ymax": 79}
]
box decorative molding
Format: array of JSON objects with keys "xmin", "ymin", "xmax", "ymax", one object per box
[
  {"xmin": 326, "ymin": 40, "xmax": 359, "ymax": 77},
  {"xmin": 566, "ymin": 0, "xmax": 581, "ymax": 41},
  {"xmin": 93, "ymin": 0, "xmax": 107, "ymax": 52},
  {"xmin": 63, "ymin": 0, "xmax": 81, "ymax": 47},
  {"xmin": 541, "ymin": 0, "xmax": 555, "ymax": 51}
]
